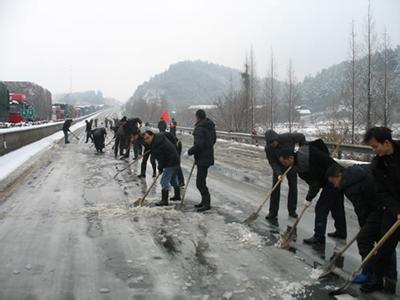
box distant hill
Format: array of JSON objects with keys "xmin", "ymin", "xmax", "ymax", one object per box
[
  {"xmin": 126, "ymin": 60, "xmax": 242, "ymax": 111},
  {"xmin": 53, "ymin": 90, "xmax": 120, "ymax": 107}
]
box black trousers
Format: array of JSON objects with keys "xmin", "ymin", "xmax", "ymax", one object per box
[
  {"xmin": 314, "ymin": 183, "xmax": 347, "ymax": 240},
  {"xmin": 367, "ymin": 209, "xmax": 400, "ymax": 279},
  {"xmin": 269, "ymin": 169, "xmax": 298, "ymax": 216},
  {"xmin": 357, "ymin": 210, "xmax": 398, "ymax": 279},
  {"xmin": 196, "ymin": 165, "xmax": 210, "ymax": 205},
  {"xmin": 141, "ymin": 151, "xmax": 156, "ymax": 175},
  {"xmin": 85, "ymin": 131, "xmax": 92, "ymax": 143},
  {"xmin": 114, "ymin": 136, "xmax": 124, "ymax": 156}
]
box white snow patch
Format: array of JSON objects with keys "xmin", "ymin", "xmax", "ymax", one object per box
[{"xmin": 226, "ymin": 222, "xmax": 264, "ymax": 248}]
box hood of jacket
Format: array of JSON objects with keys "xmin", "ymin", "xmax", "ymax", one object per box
[{"xmin": 265, "ymin": 129, "xmax": 279, "ymax": 145}]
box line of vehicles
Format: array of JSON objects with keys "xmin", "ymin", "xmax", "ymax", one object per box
[{"xmin": 0, "ymin": 82, "xmax": 103, "ymax": 125}]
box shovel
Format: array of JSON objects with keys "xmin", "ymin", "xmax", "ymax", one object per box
[
  {"xmin": 243, "ymin": 167, "xmax": 292, "ymax": 225},
  {"xmin": 180, "ymin": 161, "xmax": 196, "ymax": 208},
  {"xmin": 113, "ymin": 150, "xmax": 150, "ymax": 179},
  {"xmin": 329, "ymin": 219, "xmax": 400, "ymax": 296},
  {"xmin": 70, "ymin": 131, "xmax": 80, "ymax": 141},
  {"xmin": 131, "ymin": 173, "xmax": 161, "ymax": 207},
  {"xmin": 318, "ymin": 231, "xmax": 359, "ymax": 279},
  {"xmin": 279, "ymin": 202, "xmax": 309, "ymax": 249}
]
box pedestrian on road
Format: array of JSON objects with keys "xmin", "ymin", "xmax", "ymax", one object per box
[
  {"xmin": 158, "ymin": 117, "xmax": 167, "ymax": 133},
  {"xmin": 85, "ymin": 120, "xmax": 92, "ymax": 143},
  {"xmin": 143, "ymin": 130, "xmax": 180, "ymax": 206},
  {"xmin": 94, "ymin": 118, "xmax": 98, "ymax": 127},
  {"xmin": 187, "ymin": 109, "xmax": 216, "ymax": 212},
  {"xmin": 170, "ymin": 118, "xmax": 177, "ymax": 136},
  {"xmin": 327, "ymin": 163, "xmax": 397, "ymax": 287},
  {"xmin": 278, "ymin": 141, "xmax": 347, "ymax": 249},
  {"xmin": 62, "ymin": 119, "xmax": 73, "ymax": 144},
  {"xmin": 91, "ymin": 125, "xmax": 107, "ymax": 153},
  {"xmin": 114, "ymin": 117, "xmax": 127, "ymax": 158},
  {"xmin": 359, "ymin": 127, "xmax": 400, "ymax": 293},
  {"xmin": 122, "ymin": 117, "xmax": 142, "ymax": 159},
  {"xmin": 264, "ymin": 129, "xmax": 306, "ymax": 225}
]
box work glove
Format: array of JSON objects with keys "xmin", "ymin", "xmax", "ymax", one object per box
[{"xmin": 304, "ymin": 200, "xmax": 312, "ymax": 207}]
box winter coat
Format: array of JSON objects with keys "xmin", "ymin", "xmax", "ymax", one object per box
[
  {"xmin": 150, "ymin": 133, "xmax": 179, "ymax": 171},
  {"xmin": 85, "ymin": 121, "xmax": 92, "ymax": 132},
  {"xmin": 92, "ymin": 128, "xmax": 107, "ymax": 149},
  {"xmin": 264, "ymin": 130, "xmax": 306, "ymax": 175},
  {"xmin": 158, "ymin": 120, "xmax": 167, "ymax": 132},
  {"xmin": 296, "ymin": 144, "xmax": 337, "ymax": 201},
  {"xmin": 370, "ymin": 140, "xmax": 400, "ymax": 217},
  {"xmin": 341, "ymin": 164, "xmax": 379, "ymax": 226},
  {"xmin": 62, "ymin": 120, "xmax": 72, "ymax": 131},
  {"xmin": 188, "ymin": 118, "xmax": 216, "ymax": 167}
]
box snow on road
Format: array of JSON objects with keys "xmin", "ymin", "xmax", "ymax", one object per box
[{"xmin": 0, "ymin": 120, "xmax": 398, "ymax": 299}]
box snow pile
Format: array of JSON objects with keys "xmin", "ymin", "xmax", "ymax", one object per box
[
  {"xmin": 309, "ymin": 268, "xmax": 323, "ymax": 280},
  {"xmin": 226, "ymin": 222, "xmax": 264, "ymax": 248},
  {"xmin": 271, "ymin": 278, "xmax": 313, "ymax": 299},
  {"xmin": 70, "ymin": 205, "xmax": 185, "ymax": 219}
]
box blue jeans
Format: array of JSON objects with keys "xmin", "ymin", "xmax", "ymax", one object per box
[
  {"xmin": 63, "ymin": 130, "xmax": 69, "ymax": 143},
  {"xmin": 160, "ymin": 166, "xmax": 178, "ymax": 191}
]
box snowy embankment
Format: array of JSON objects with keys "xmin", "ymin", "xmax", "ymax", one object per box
[{"xmin": 0, "ymin": 113, "xmax": 100, "ymax": 187}]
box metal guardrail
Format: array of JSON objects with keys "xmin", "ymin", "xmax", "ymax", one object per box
[{"xmin": 175, "ymin": 126, "xmax": 373, "ymax": 158}]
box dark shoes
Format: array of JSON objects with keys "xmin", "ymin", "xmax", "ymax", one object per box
[
  {"xmin": 152, "ymin": 173, "xmax": 157, "ymax": 178},
  {"xmin": 289, "ymin": 212, "xmax": 298, "ymax": 218},
  {"xmin": 138, "ymin": 174, "xmax": 146, "ymax": 178},
  {"xmin": 265, "ymin": 214, "xmax": 279, "ymax": 226},
  {"xmin": 195, "ymin": 194, "xmax": 211, "ymax": 212},
  {"xmin": 170, "ymin": 188, "xmax": 181, "ymax": 201},
  {"xmin": 155, "ymin": 190, "xmax": 169, "ymax": 206},
  {"xmin": 360, "ymin": 275, "xmax": 384, "ymax": 293},
  {"xmin": 197, "ymin": 205, "xmax": 211, "ymax": 212},
  {"xmin": 303, "ymin": 236, "xmax": 325, "ymax": 245},
  {"xmin": 327, "ymin": 231, "xmax": 347, "ymax": 240}
]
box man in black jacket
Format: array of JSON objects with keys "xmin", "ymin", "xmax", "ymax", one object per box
[
  {"xmin": 264, "ymin": 130, "xmax": 306, "ymax": 224},
  {"xmin": 278, "ymin": 143, "xmax": 347, "ymax": 248},
  {"xmin": 62, "ymin": 119, "xmax": 73, "ymax": 144},
  {"xmin": 327, "ymin": 163, "xmax": 397, "ymax": 287},
  {"xmin": 91, "ymin": 125, "xmax": 107, "ymax": 153},
  {"xmin": 158, "ymin": 117, "xmax": 167, "ymax": 133},
  {"xmin": 360, "ymin": 127, "xmax": 400, "ymax": 293},
  {"xmin": 133, "ymin": 132, "xmax": 157, "ymax": 179},
  {"xmin": 188, "ymin": 110, "xmax": 216, "ymax": 212},
  {"xmin": 85, "ymin": 120, "xmax": 92, "ymax": 143},
  {"xmin": 143, "ymin": 130, "xmax": 180, "ymax": 206}
]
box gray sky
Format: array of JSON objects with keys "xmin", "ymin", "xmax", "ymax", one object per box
[{"xmin": 0, "ymin": 0, "xmax": 399, "ymax": 101}]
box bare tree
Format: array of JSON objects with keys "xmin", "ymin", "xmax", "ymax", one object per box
[
  {"xmin": 349, "ymin": 19, "xmax": 357, "ymax": 143},
  {"xmin": 266, "ymin": 49, "xmax": 276, "ymax": 129},
  {"xmin": 365, "ymin": 0, "xmax": 375, "ymax": 130},
  {"xmin": 382, "ymin": 27, "xmax": 390, "ymax": 126}
]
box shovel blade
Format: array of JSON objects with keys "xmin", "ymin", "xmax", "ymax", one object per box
[
  {"xmin": 328, "ymin": 281, "xmax": 351, "ymax": 296},
  {"xmin": 242, "ymin": 213, "xmax": 258, "ymax": 224}
]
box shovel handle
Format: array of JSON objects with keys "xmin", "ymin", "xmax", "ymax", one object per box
[
  {"xmin": 139, "ymin": 173, "xmax": 160, "ymax": 206},
  {"xmin": 180, "ymin": 161, "xmax": 196, "ymax": 206},
  {"xmin": 254, "ymin": 166, "xmax": 292, "ymax": 215},
  {"xmin": 352, "ymin": 219, "xmax": 400, "ymax": 277}
]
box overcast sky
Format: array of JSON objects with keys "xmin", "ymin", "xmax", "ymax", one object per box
[{"xmin": 0, "ymin": 0, "xmax": 399, "ymax": 101}]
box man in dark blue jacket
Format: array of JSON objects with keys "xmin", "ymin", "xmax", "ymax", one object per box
[
  {"xmin": 188, "ymin": 110, "xmax": 216, "ymax": 212},
  {"xmin": 264, "ymin": 130, "xmax": 306, "ymax": 224}
]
